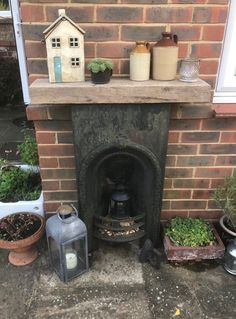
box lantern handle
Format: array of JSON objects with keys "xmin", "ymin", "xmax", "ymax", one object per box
[
  {"xmin": 56, "ymin": 204, "xmax": 79, "ymax": 222},
  {"xmin": 70, "ymin": 204, "xmax": 79, "ymax": 217}
]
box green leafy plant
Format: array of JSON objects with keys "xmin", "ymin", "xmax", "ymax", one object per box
[
  {"xmin": 0, "ymin": 164, "xmax": 41, "ymax": 202},
  {"xmin": 0, "ymin": 0, "xmax": 9, "ymax": 9},
  {"xmin": 213, "ymin": 176, "xmax": 236, "ymax": 231},
  {"xmin": 17, "ymin": 133, "xmax": 39, "ymax": 166},
  {"xmin": 165, "ymin": 217, "xmax": 215, "ymax": 247},
  {"xmin": 87, "ymin": 58, "xmax": 113, "ymax": 74}
]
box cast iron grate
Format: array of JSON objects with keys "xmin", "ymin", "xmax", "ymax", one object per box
[{"xmin": 93, "ymin": 213, "xmax": 146, "ymax": 243}]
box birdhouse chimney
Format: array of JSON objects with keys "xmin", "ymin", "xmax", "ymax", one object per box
[{"xmin": 58, "ymin": 9, "xmax": 66, "ymax": 16}]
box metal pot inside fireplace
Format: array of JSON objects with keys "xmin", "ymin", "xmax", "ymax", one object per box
[
  {"xmin": 110, "ymin": 184, "xmax": 130, "ymax": 220},
  {"xmin": 94, "ymin": 182, "xmax": 146, "ymax": 243}
]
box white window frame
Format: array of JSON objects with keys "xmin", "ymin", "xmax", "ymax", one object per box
[
  {"xmin": 213, "ymin": 0, "xmax": 236, "ymax": 103},
  {"xmin": 4, "ymin": 0, "xmax": 30, "ymax": 105}
]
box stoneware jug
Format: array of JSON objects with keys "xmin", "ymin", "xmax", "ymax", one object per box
[
  {"xmin": 152, "ymin": 32, "xmax": 178, "ymax": 81},
  {"xmin": 130, "ymin": 41, "xmax": 151, "ymax": 81}
]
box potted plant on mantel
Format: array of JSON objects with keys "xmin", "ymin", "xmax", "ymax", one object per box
[
  {"xmin": 213, "ymin": 176, "xmax": 236, "ymax": 238},
  {"xmin": 87, "ymin": 58, "xmax": 113, "ymax": 84},
  {"xmin": 0, "ymin": 133, "xmax": 45, "ymax": 266},
  {"xmin": 163, "ymin": 216, "xmax": 225, "ymax": 261}
]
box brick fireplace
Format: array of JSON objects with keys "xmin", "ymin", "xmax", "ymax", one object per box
[
  {"xmin": 22, "ymin": 0, "xmax": 236, "ymax": 230},
  {"xmin": 27, "ymin": 78, "xmax": 211, "ymax": 248}
]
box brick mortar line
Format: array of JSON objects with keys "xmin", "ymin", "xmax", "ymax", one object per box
[
  {"xmin": 38, "ymin": 143, "xmax": 74, "ymax": 146},
  {"xmin": 39, "ymin": 156, "xmax": 75, "ymax": 158},
  {"xmin": 36, "ymin": 131, "xmax": 73, "ymax": 133},
  {"xmin": 22, "ymin": 22, "xmax": 224, "ymax": 27},
  {"xmin": 41, "ymin": 168, "xmax": 75, "ymax": 170},
  {"xmin": 168, "ymin": 142, "xmax": 228, "ymax": 145},
  {"xmin": 166, "ymin": 166, "xmax": 228, "ymax": 170},
  {"xmin": 164, "ymin": 188, "xmax": 213, "ymax": 190},
  {"xmin": 45, "ymin": 200, "xmax": 77, "ymax": 202},
  {"xmin": 24, "ymin": 3, "xmax": 227, "ymax": 8},
  {"xmin": 44, "ymin": 190, "xmax": 77, "ymax": 193},
  {"xmin": 169, "ymin": 131, "xmax": 224, "ymax": 134},
  {"xmin": 213, "ymin": 154, "xmax": 217, "ymax": 166},
  {"xmin": 42, "ymin": 178, "xmax": 76, "ymax": 181}
]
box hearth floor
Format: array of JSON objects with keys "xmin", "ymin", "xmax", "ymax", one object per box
[{"xmin": 0, "ymin": 239, "xmax": 235, "ymax": 319}]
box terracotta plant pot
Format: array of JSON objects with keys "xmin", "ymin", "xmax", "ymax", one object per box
[
  {"xmin": 163, "ymin": 224, "xmax": 225, "ymax": 262},
  {"xmin": 0, "ymin": 213, "xmax": 45, "ymax": 266},
  {"xmin": 90, "ymin": 69, "xmax": 112, "ymax": 84}
]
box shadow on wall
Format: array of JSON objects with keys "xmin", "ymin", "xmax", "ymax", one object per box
[{"xmin": 0, "ymin": 58, "xmax": 23, "ymax": 107}]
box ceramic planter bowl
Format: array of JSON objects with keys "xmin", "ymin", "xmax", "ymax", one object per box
[
  {"xmin": 0, "ymin": 213, "xmax": 45, "ymax": 266},
  {"xmin": 91, "ymin": 69, "xmax": 112, "ymax": 84},
  {"xmin": 163, "ymin": 224, "xmax": 225, "ymax": 262},
  {"xmin": 0, "ymin": 164, "xmax": 44, "ymax": 219},
  {"xmin": 219, "ymin": 215, "xmax": 236, "ymax": 237}
]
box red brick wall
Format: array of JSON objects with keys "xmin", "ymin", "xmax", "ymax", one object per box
[
  {"xmin": 27, "ymin": 103, "xmax": 236, "ymax": 220},
  {"xmin": 24, "ymin": 0, "xmax": 235, "ymax": 220},
  {"xmin": 20, "ymin": 0, "xmax": 229, "ymax": 88}
]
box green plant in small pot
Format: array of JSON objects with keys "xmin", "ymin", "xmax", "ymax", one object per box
[
  {"xmin": 0, "ymin": 132, "xmax": 43, "ymax": 219},
  {"xmin": 0, "ymin": 133, "xmax": 45, "ymax": 266},
  {"xmin": 163, "ymin": 216, "xmax": 224, "ymax": 261},
  {"xmin": 87, "ymin": 58, "xmax": 113, "ymax": 84},
  {"xmin": 213, "ymin": 176, "xmax": 236, "ymax": 237}
]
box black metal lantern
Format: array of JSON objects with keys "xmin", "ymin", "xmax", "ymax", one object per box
[
  {"xmin": 46, "ymin": 205, "xmax": 89, "ymax": 282},
  {"xmin": 110, "ymin": 184, "xmax": 131, "ymax": 219}
]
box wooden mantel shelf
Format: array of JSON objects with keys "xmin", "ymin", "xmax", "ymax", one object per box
[{"xmin": 30, "ymin": 78, "xmax": 211, "ymax": 104}]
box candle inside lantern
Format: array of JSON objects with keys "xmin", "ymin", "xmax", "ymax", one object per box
[{"xmin": 65, "ymin": 251, "xmax": 78, "ymax": 270}]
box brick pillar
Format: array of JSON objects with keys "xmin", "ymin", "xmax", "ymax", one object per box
[{"xmin": 27, "ymin": 105, "xmax": 78, "ymax": 213}]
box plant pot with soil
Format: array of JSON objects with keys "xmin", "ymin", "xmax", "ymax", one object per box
[
  {"xmin": 87, "ymin": 58, "xmax": 113, "ymax": 84},
  {"xmin": 213, "ymin": 176, "xmax": 236, "ymax": 238},
  {"xmin": 163, "ymin": 217, "xmax": 225, "ymax": 262},
  {"xmin": 0, "ymin": 212, "xmax": 45, "ymax": 265}
]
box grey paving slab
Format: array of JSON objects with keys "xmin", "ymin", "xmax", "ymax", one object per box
[{"xmin": 1, "ymin": 240, "xmax": 236, "ymax": 319}]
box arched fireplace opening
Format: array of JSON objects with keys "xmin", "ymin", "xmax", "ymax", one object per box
[{"xmin": 79, "ymin": 145, "xmax": 162, "ymax": 251}]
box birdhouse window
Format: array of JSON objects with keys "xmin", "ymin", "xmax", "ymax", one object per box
[
  {"xmin": 70, "ymin": 38, "xmax": 79, "ymax": 48},
  {"xmin": 51, "ymin": 38, "xmax": 61, "ymax": 48},
  {"xmin": 71, "ymin": 58, "xmax": 80, "ymax": 67}
]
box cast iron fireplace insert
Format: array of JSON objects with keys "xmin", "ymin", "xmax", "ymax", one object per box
[{"xmin": 72, "ymin": 103, "xmax": 170, "ymax": 251}]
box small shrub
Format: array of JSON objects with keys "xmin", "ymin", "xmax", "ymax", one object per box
[
  {"xmin": 87, "ymin": 58, "xmax": 113, "ymax": 74},
  {"xmin": 165, "ymin": 217, "xmax": 215, "ymax": 247},
  {"xmin": 17, "ymin": 133, "xmax": 39, "ymax": 165},
  {"xmin": 213, "ymin": 176, "xmax": 236, "ymax": 231},
  {"xmin": 0, "ymin": 165, "xmax": 41, "ymax": 202}
]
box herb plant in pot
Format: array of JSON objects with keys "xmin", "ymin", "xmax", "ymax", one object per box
[
  {"xmin": 0, "ymin": 133, "xmax": 45, "ymax": 265},
  {"xmin": 163, "ymin": 217, "xmax": 225, "ymax": 261},
  {"xmin": 0, "ymin": 133, "xmax": 44, "ymax": 219},
  {"xmin": 87, "ymin": 58, "xmax": 113, "ymax": 84},
  {"xmin": 213, "ymin": 176, "xmax": 236, "ymax": 238}
]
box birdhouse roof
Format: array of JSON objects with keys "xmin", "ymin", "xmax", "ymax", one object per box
[{"xmin": 43, "ymin": 12, "xmax": 85, "ymax": 39}]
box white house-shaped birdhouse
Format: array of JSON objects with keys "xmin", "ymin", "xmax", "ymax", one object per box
[{"xmin": 43, "ymin": 9, "xmax": 85, "ymax": 83}]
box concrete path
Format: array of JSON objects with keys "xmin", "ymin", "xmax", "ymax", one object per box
[{"xmin": 0, "ymin": 240, "xmax": 235, "ymax": 319}]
